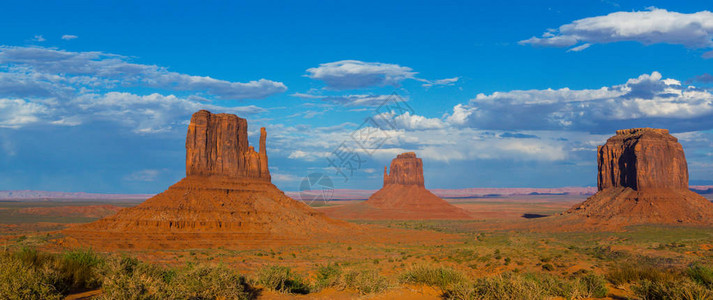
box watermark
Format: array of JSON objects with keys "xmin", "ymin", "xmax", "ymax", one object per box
[
  {"xmin": 298, "ymin": 173, "xmax": 334, "ymax": 205},
  {"xmin": 297, "ymin": 92, "xmax": 414, "ymax": 204}
]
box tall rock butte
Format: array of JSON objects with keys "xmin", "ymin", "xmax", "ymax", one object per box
[
  {"xmin": 64, "ymin": 110, "xmax": 350, "ymax": 250},
  {"xmin": 562, "ymin": 128, "xmax": 713, "ymax": 228},
  {"xmin": 321, "ymin": 152, "xmax": 471, "ymax": 220}
]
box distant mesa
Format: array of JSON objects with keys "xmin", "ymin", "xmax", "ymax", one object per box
[
  {"xmin": 561, "ymin": 128, "xmax": 713, "ymax": 227},
  {"xmin": 321, "ymin": 152, "xmax": 471, "ymax": 220},
  {"xmin": 382, "ymin": 152, "xmax": 424, "ymax": 187},
  {"xmin": 64, "ymin": 110, "xmax": 351, "ymax": 250}
]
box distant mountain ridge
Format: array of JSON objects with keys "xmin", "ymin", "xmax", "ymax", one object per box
[
  {"xmin": 2, "ymin": 185, "xmax": 711, "ymax": 201},
  {"xmin": 286, "ymin": 186, "xmax": 601, "ymax": 200},
  {"xmin": 0, "ymin": 190, "xmax": 153, "ymax": 201}
]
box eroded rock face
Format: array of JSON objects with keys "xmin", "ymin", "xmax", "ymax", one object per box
[
  {"xmin": 558, "ymin": 127, "xmax": 713, "ymax": 229},
  {"xmin": 597, "ymin": 128, "xmax": 688, "ymax": 191},
  {"xmin": 186, "ymin": 110, "xmax": 270, "ymax": 180},
  {"xmin": 383, "ymin": 152, "xmax": 425, "ymax": 187}
]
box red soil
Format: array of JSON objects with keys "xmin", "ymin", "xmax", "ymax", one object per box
[
  {"xmin": 321, "ymin": 184, "xmax": 472, "ymax": 220},
  {"xmin": 17, "ymin": 205, "xmax": 123, "ymax": 218}
]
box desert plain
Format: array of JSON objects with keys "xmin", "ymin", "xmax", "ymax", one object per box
[{"xmin": 2, "ymin": 193, "xmax": 713, "ymax": 299}]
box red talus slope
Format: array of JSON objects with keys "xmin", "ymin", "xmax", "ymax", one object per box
[{"xmin": 322, "ymin": 152, "xmax": 471, "ymax": 220}]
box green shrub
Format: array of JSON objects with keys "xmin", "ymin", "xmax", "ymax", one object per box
[
  {"xmin": 400, "ymin": 264, "xmax": 468, "ymax": 289},
  {"xmin": 342, "ymin": 269, "xmax": 389, "ymax": 294},
  {"xmin": 687, "ymin": 263, "xmax": 713, "ymax": 288},
  {"xmin": 255, "ymin": 265, "xmax": 309, "ymax": 294},
  {"xmin": 0, "ymin": 252, "xmax": 62, "ymax": 300},
  {"xmin": 606, "ymin": 263, "xmax": 676, "ymax": 285},
  {"xmin": 313, "ymin": 263, "xmax": 342, "ymax": 291},
  {"xmin": 101, "ymin": 256, "xmax": 255, "ymax": 300},
  {"xmin": 0, "ymin": 248, "xmax": 105, "ymax": 298},
  {"xmin": 99, "ymin": 256, "xmax": 171, "ymax": 299},
  {"xmin": 452, "ymin": 273, "xmax": 545, "ymax": 300},
  {"xmin": 165, "ymin": 264, "xmax": 254, "ymax": 299},
  {"xmin": 633, "ymin": 278, "xmax": 712, "ymax": 300},
  {"xmin": 541, "ymin": 263, "xmax": 554, "ymax": 271},
  {"xmin": 522, "ymin": 273, "xmax": 578, "ymax": 298},
  {"xmin": 575, "ymin": 273, "xmax": 608, "ymax": 298},
  {"xmin": 56, "ymin": 249, "xmax": 104, "ymax": 293},
  {"xmin": 14, "ymin": 247, "xmax": 57, "ymax": 269},
  {"xmin": 443, "ymin": 272, "xmax": 608, "ymax": 300}
]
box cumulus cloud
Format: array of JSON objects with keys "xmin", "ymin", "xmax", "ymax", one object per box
[
  {"xmin": 33, "ymin": 35, "xmax": 45, "ymax": 42},
  {"xmin": 61, "ymin": 35, "xmax": 78, "ymax": 40},
  {"xmin": 0, "ymin": 46, "xmax": 287, "ymax": 100},
  {"xmin": 0, "ymin": 99, "xmax": 47, "ymax": 128},
  {"xmin": 373, "ymin": 111, "xmax": 445, "ymax": 130},
  {"xmin": 277, "ymin": 123, "xmax": 571, "ymax": 164},
  {"xmin": 444, "ymin": 104, "xmax": 475, "ymax": 126},
  {"xmin": 452, "ymin": 71, "xmax": 713, "ymax": 133},
  {"xmin": 520, "ymin": 8, "xmax": 713, "ymax": 57}
]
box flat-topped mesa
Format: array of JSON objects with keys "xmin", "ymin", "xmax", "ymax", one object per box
[
  {"xmin": 598, "ymin": 127, "xmax": 687, "ymax": 191},
  {"xmin": 186, "ymin": 110, "xmax": 270, "ymax": 180},
  {"xmin": 615, "ymin": 127, "xmax": 670, "ymax": 136},
  {"xmin": 383, "ymin": 152, "xmax": 425, "ymax": 187}
]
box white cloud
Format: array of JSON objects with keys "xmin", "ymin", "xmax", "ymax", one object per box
[
  {"xmin": 124, "ymin": 169, "xmax": 161, "ymax": 182},
  {"xmin": 520, "ymin": 8, "xmax": 713, "ymax": 57},
  {"xmin": 33, "ymin": 35, "xmax": 45, "ymax": 42},
  {"xmin": 567, "ymin": 43, "xmax": 591, "ymax": 52},
  {"xmin": 288, "ymin": 150, "xmax": 311, "ymax": 160},
  {"xmin": 445, "ymin": 104, "xmax": 475, "ymax": 126},
  {"xmin": 0, "ymin": 46, "xmax": 277, "ymax": 133},
  {"xmin": 0, "ymin": 92, "xmax": 264, "ymax": 133},
  {"xmin": 322, "ymin": 94, "xmax": 397, "ymax": 107},
  {"xmin": 291, "ymin": 92, "xmax": 322, "ymax": 99},
  {"xmin": 271, "ymin": 118, "xmax": 573, "ymax": 165},
  {"xmin": 453, "ymin": 71, "xmax": 713, "ymax": 132},
  {"xmin": 375, "ymin": 111, "xmax": 445, "ymax": 130},
  {"xmin": 306, "ymin": 60, "xmax": 416, "ymax": 90},
  {"xmin": 0, "ymin": 46, "xmax": 287, "ymax": 100},
  {"xmin": 271, "ymin": 173, "xmax": 302, "ymax": 183},
  {"xmin": 72, "ymin": 92, "xmax": 265, "ymax": 133},
  {"xmin": 422, "ymin": 77, "xmax": 460, "ymax": 88},
  {"xmin": 0, "ymin": 99, "xmax": 47, "ymax": 128},
  {"xmin": 61, "ymin": 35, "xmax": 78, "ymax": 40}
]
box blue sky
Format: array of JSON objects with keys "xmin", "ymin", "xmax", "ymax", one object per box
[{"xmin": 1, "ymin": 0, "xmax": 713, "ymax": 193}]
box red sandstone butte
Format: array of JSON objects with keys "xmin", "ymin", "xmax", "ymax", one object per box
[
  {"xmin": 562, "ymin": 128, "xmax": 713, "ymax": 228},
  {"xmin": 64, "ymin": 110, "xmax": 350, "ymax": 250},
  {"xmin": 321, "ymin": 152, "xmax": 471, "ymax": 220},
  {"xmin": 186, "ymin": 110, "xmax": 270, "ymax": 180}
]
